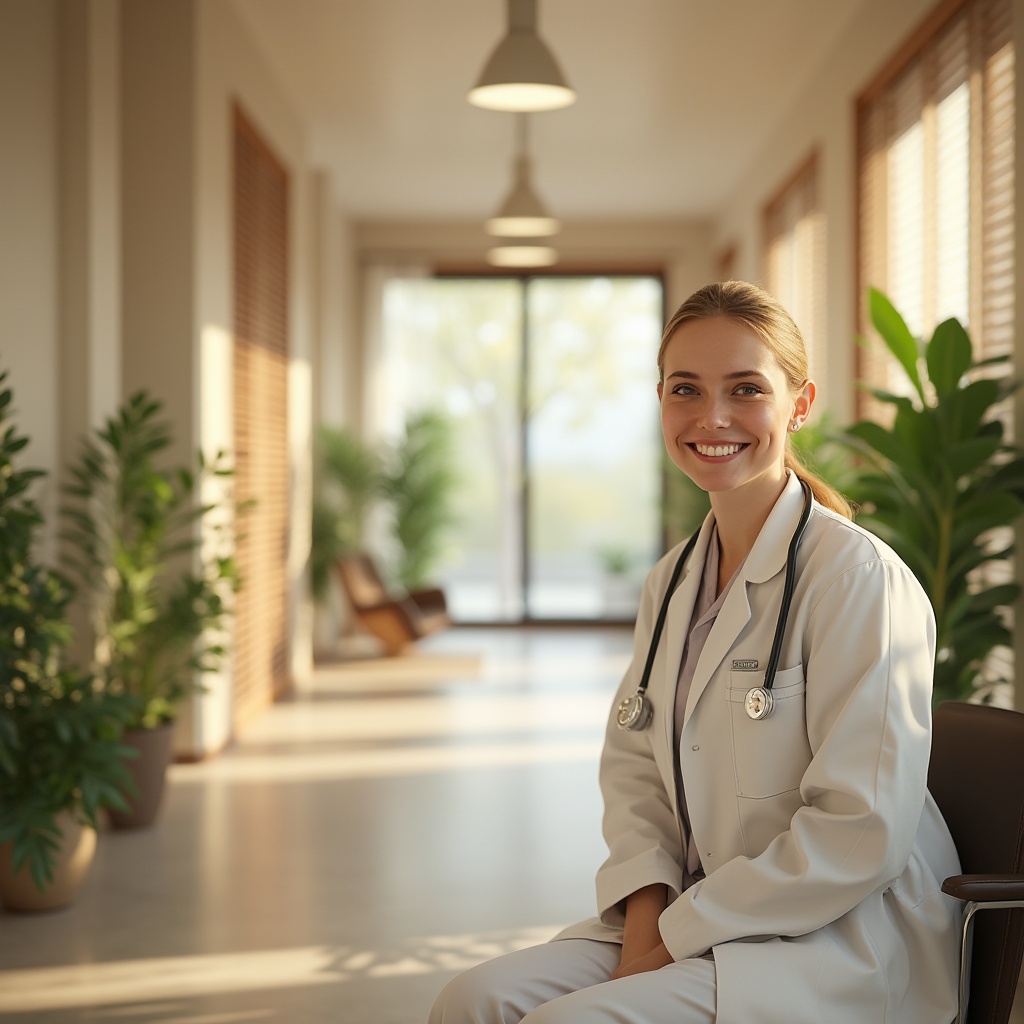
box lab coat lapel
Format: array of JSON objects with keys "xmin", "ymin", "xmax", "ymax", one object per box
[
  {"xmin": 684, "ymin": 473, "xmax": 809, "ymax": 721},
  {"xmin": 655, "ymin": 516, "xmax": 717, "ymax": 769}
]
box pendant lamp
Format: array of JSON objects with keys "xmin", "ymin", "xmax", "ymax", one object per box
[
  {"xmin": 486, "ymin": 115, "xmax": 560, "ymax": 237},
  {"xmin": 486, "ymin": 244, "xmax": 559, "ymax": 268},
  {"xmin": 469, "ymin": 0, "xmax": 576, "ymax": 112}
]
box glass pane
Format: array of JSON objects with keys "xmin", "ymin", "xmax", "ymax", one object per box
[
  {"xmin": 382, "ymin": 278, "xmax": 523, "ymax": 621},
  {"xmin": 525, "ymin": 277, "xmax": 663, "ymax": 619}
]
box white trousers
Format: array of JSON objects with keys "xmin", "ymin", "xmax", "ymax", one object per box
[{"xmin": 428, "ymin": 938, "xmax": 717, "ymax": 1024}]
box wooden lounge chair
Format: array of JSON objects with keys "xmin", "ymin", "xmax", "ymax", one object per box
[{"xmin": 335, "ymin": 553, "xmax": 449, "ymax": 656}]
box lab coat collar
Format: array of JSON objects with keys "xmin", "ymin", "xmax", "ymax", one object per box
[{"xmin": 740, "ymin": 471, "xmax": 811, "ymax": 585}]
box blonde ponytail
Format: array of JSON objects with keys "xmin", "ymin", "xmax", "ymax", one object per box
[{"xmin": 784, "ymin": 445, "xmax": 852, "ymax": 519}]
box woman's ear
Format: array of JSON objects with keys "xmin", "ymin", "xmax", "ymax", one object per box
[{"xmin": 791, "ymin": 380, "xmax": 816, "ymax": 428}]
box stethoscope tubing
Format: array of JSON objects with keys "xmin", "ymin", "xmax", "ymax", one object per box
[{"xmin": 629, "ymin": 478, "xmax": 813, "ymax": 710}]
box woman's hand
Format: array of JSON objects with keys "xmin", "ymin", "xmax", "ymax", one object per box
[
  {"xmin": 612, "ymin": 884, "xmax": 672, "ymax": 980},
  {"xmin": 611, "ymin": 942, "xmax": 674, "ymax": 979}
]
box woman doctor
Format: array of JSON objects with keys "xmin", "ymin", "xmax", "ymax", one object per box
[{"xmin": 429, "ymin": 281, "xmax": 962, "ymax": 1024}]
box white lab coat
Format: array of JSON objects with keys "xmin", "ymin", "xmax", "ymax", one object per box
[{"xmin": 556, "ymin": 472, "xmax": 962, "ymax": 1024}]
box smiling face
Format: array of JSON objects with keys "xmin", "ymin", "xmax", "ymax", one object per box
[{"xmin": 658, "ymin": 314, "xmax": 814, "ymax": 513}]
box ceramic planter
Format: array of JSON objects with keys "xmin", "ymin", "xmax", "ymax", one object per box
[
  {"xmin": 107, "ymin": 721, "xmax": 176, "ymax": 829},
  {"xmin": 0, "ymin": 809, "xmax": 97, "ymax": 912}
]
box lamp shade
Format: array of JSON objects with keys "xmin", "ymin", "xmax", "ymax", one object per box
[
  {"xmin": 485, "ymin": 157, "xmax": 560, "ymax": 237},
  {"xmin": 487, "ymin": 244, "xmax": 559, "ymax": 268},
  {"xmin": 469, "ymin": 0, "xmax": 576, "ymax": 112}
]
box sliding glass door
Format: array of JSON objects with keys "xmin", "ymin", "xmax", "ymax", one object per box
[{"xmin": 380, "ymin": 274, "xmax": 663, "ymax": 622}]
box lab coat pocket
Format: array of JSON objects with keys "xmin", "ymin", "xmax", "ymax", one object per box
[{"xmin": 727, "ymin": 665, "xmax": 810, "ymax": 798}]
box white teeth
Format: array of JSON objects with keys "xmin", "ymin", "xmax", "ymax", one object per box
[{"xmin": 694, "ymin": 443, "xmax": 742, "ymax": 457}]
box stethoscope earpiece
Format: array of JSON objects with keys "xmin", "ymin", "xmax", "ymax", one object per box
[{"xmin": 616, "ymin": 480, "xmax": 813, "ymax": 731}]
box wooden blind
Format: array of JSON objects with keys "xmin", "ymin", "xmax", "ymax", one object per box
[
  {"xmin": 763, "ymin": 152, "xmax": 825, "ymax": 379},
  {"xmin": 232, "ymin": 105, "xmax": 291, "ymax": 726},
  {"xmin": 855, "ymin": 0, "xmax": 1014, "ymax": 415}
]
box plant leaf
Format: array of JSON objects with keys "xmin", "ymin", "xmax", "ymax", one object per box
[
  {"xmin": 926, "ymin": 318, "xmax": 972, "ymax": 396},
  {"xmin": 869, "ymin": 288, "xmax": 924, "ymax": 403}
]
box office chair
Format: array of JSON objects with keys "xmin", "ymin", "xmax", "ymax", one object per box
[{"xmin": 928, "ymin": 701, "xmax": 1024, "ymax": 1024}]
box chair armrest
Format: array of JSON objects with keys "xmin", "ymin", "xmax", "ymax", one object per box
[{"xmin": 942, "ymin": 873, "xmax": 1024, "ymax": 902}]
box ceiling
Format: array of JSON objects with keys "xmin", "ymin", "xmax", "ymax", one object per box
[{"xmin": 231, "ymin": 0, "xmax": 871, "ymax": 225}]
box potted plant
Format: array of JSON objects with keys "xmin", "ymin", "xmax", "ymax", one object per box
[
  {"xmin": 60, "ymin": 392, "xmax": 241, "ymax": 827},
  {"xmin": 310, "ymin": 424, "xmax": 384, "ymax": 606},
  {"xmin": 0, "ymin": 371, "xmax": 135, "ymax": 910},
  {"xmin": 841, "ymin": 289, "xmax": 1024, "ymax": 704},
  {"xmin": 311, "ymin": 411, "xmax": 456, "ymax": 636},
  {"xmin": 381, "ymin": 409, "xmax": 457, "ymax": 590}
]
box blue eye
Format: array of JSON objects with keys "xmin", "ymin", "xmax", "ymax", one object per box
[
  {"xmin": 672, "ymin": 383, "xmax": 698, "ymax": 396},
  {"xmin": 735, "ymin": 384, "xmax": 763, "ymax": 396}
]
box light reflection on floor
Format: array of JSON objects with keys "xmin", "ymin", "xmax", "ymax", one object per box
[{"xmin": 0, "ymin": 926, "xmax": 556, "ymax": 1013}]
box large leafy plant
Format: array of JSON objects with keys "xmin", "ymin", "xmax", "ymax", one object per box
[
  {"xmin": 0, "ymin": 372, "xmax": 135, "ymax": 890},
  {"xmin": 842, "ymin": 289, "xmax": 1024, "ymax": 704},
  {"xmin": 61, "ymin": 392, "xmax": 242, "ymax": 730}
]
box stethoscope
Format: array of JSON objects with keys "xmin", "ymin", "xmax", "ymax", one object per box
[{"xmin": 616, "ymin": 478, "xmax": 813, "ymax": 731}]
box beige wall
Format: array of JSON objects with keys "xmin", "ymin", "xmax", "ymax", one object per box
[
  {"xmin": 1, "ymin": 0, "xmax": 327, "ymax": 753},
  {"xmin": 0, "ymin": 0, "xmax": 60, "ymax": 553},
  {"xmin": 120, "ymin": 0, "xmax": 323, "ymax": 751}
]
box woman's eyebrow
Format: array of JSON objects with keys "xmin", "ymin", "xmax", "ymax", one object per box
[
  {"xmin": 664, "ymin": 369, "xmax": 769, "ymax": 381},
  {"xmin": 725, "ymin": 370, "xmax": 770, "ymax": 381}
]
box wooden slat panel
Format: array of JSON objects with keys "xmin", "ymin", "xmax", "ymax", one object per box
[{"xmin": 233, "ymin": 104, "xmax": 291, "ymax": 728}]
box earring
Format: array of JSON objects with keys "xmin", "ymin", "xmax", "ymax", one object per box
[{"xmin": 789, "ymin": 421, "xmax": 800, "ymax": 432}]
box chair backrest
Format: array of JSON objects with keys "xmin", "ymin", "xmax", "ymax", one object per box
[
  {"xmin": 337, "ymin": 554, "xmax": 389, "ymax": 610},
  {"xmin": 928, "ymin": 701, "xmax": 1024, "ymax": 1024}
]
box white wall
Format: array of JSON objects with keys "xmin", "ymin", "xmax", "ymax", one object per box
[
  {"xmin": 711, "ymin": 0, "xmax": 938, "ymax": 426},
  {"xmin": 0, "ymin": 0, "xmax": 60, "ymax": 551}
]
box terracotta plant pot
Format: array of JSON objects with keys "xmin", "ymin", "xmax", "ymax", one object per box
[
  {"xmin": 0, "ymin": 809, "xmax": 97, "ymax": 913},
  {"xmin": 107, "ymin": 721, "xmax": 176, "ymax": 829}
]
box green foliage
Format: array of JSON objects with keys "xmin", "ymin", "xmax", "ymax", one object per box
[
  {"xmin": 842, "ymin": 289, "xmax": 1024, "ymax": 703},
  {"xmin": 0, "ymin": 371, "xmax": 136, "ymax": 891},
  {"xmin": 311, "ymin": 411, "xmax": 457, "ymax": 597},
  {"xmin": 61, "ymin": 392, "xmax": 242, "ymax": 730},
  {"xmin": 597, "ymin": 545, "xmax": 632, "ymax": 576},
  {"xmin": 310, "ymin": 426, "xmax": 385, "ymax": 601},
  {"xmin": 382, "ymin": 410, "xmax": 457, "ymax": 590}
]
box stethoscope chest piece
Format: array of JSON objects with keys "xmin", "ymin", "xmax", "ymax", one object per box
[
  {"xmin": 616, "ymin": 691, "xmax": 653, "ymax": 732},
  {"xmin": 743, "ymin": 685, "xmax": 774, "ymax": 720}
]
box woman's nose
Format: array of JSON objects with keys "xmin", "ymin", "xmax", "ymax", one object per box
[{"xmin": 697, "ymin": 396, "xmax": 729, "ymax": 429}]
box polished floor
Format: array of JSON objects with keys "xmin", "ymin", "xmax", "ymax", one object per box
[
  {"xmin": 0, "ymin": 626, "xmax": 1020, "ymax": 1024},
  {"xmin": 0, "ymin": 627, "xmax": 628, "ymax": 1024}
]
